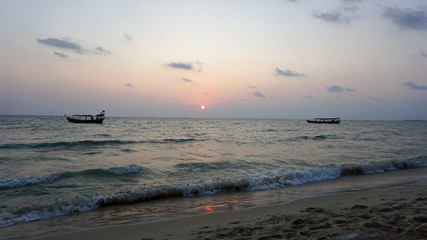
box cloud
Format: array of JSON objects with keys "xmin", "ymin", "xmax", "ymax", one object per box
[
  {"xmin": 342, "ymin": 0, "xmax": 363, "ymax": 3},
  {"xmin": 369, "ymin": 97, "xmax": 381, "ymax": 101},
  {"xmin": 227, "ymin": 98, "xmax": 249, "ymax": 104},
  {"xmin": 383, "ymin": 6, "xmax": 427, "ymax": 30},
  {"xmin": 274, "ymin": 67, "xmax": 305, "ymax": 77},
  {"xmin": 420, "ymin": 49, "xmax": 427, "ymax": 58},
  {"xmin": 327, "ymin": 85, "xmax": 356, "ymax": 92},
  {"xmin": 304, "ymin": 96, "xmax": 313, "ymax": 99},
  {"xmin": 37, "ymin": 37, "xmax": 84, "ymax": 54},
  {"xmin": 94, "ymin": 46, "xmax": 111, "ymax": 55},
  {"xmin": 327, "ymin": 85, "xmax": 345, "ymax": 92},
  {"xmin": 313, "ymin": 1, "xmax": 362, "ymax": 26},
  {"xmin": 125, "ymin": 83, "xmax": 133, "ymax": 87},
  {"xmin": 254, "ymin": 92, "xmax": 266, "ymax": 98},
  {"xmin": 247, "ymin": 85, "xmax": 257, "ymax": 89},
  {"xmin": 167, "ymin": 62, "xmax": 193, "ymax": 70},
  {"xmin": 180, "ymin": 78, "xmax": 194, "ymax": 83},
  {"xmin": 124, "ymin": 33, "xmax": 132, "ymax": 41},
  {"xmin": 401, "ymin": 82, "xmax": 427, "ymax": 90},
  {"xmin": 37, "ymin": 37, "xmax": 112, "ymax": 56},
  {"xmin": 54, "ymin": 52, "xmax": 69, "ymax": 58},
  {"xmin": 313, "ymin": 10, "xmax": 352, "ymax": 25},
  {"xmin": 165, "ymin": 61, "xmax": 202, "ymax": 71}
]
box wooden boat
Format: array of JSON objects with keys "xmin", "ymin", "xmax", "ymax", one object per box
[
  {"xmin": 66, "ymin": 110, "xmax": 105, "ymax": 124},
  {"xmin": 306, "ymin": 117, "xmax": 340, "ymax": 124}
]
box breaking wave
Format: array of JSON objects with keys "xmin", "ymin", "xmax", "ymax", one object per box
[
  {"xmin": 0, "ymin": 164, "xmax": 142, "ymax": 189},
  {"xmin": 1, "ymin": 156, "xmax": 426, "ymax": 227},
  {"xmin": 0, "ymin": 138, "xmax": 200, "ymax": 150},
  {"xmin": 339, "ymin": 156, "xmax": 427, "ymax": 175}
]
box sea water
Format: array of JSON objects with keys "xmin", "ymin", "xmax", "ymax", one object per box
[{"xmin": 0, "ymin": 116, "xmax": 426, "ymax": 239}]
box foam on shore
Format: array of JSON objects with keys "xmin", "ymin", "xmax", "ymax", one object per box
[{"xmin": 32, "ymin": 169, "xmax": 427, "ymax": 240}]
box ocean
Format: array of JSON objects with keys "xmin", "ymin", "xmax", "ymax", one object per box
[{"xmin": 1, "ymin": 116, "xmax": 426, "ymax": 239}]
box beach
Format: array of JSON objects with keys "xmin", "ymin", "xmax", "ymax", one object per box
[{"xmin": 37, "ymin": 170, "xmax": 427, "ymax": 240}]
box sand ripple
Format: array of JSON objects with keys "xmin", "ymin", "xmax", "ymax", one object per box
[{"xmin": 193, "ymin": 189, "xmax": 427, "ymax": 240}]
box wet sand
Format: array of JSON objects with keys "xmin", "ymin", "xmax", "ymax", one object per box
[{"xmin": 37, "ymin": 184, "xmax": 427, "ymax": 240}]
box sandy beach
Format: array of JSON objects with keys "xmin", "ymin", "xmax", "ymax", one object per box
[{"xmin": 37, "ymin": 184, "xmax": 427, "ymax": 240}]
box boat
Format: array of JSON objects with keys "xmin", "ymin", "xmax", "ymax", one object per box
[
  {"xmin": 306, "ymin": 117, "xmax": 340, "ymax": 124},
  {"xmin": 65, "ymin": 110, "xmax": 105, "ymax": 124}
]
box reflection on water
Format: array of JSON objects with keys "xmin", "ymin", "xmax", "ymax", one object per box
[{"xmin": 205, "ymin": 205, "xmax": 213, "ymax": 213}]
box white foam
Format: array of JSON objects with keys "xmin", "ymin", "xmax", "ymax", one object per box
[{"xmin": 0, "ymin": 174, "xmax": 60, "ymax": 189}]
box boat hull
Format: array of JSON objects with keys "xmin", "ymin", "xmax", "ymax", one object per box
[
  {"xmin": 66, "ymin": 117, "xmax": 104, "ymax": 124},
  {"xmin": 306, "ymin": 120, "xmax": 340, "ymax": 124},
  {"xmin": 306, "ymin": 118, "xmax": 340, "ymax": 124}
]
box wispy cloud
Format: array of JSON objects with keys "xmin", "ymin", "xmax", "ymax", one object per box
[
  {"xmin": 327, "ymin": 85, "xmax": 356, "ymax": 92},
  {"xmin": 54, "ymin": 52, "xmax": 69, "ymax": 58},
  {"xmin": 327, "ymin": 85, "xmax": 345, "ymax": 92},
  {"xmin": 383, "ymin": 6, "xmax": 427, "ymax": 31},
  {"xmin": 401, "ymin": 82, "xmax": 427, "ymax": 90},
  {"xmin": 168, "ymin": 62, "xmax": 193, "ymax": 70},
  {"xmin": 274, "ymin": 67, "xmax": 305, "ymax": 77},
  {"xmin": 313, "ymin": 10, "xmax": 352, "ymax": 25},
  {"xmin": 37, "ymin": 37, "xmax": 111, "ymax": 56},
  {"xmin": 37, "ymin": 37, "xmax": 84, "ymax": 54},
  {"xmin": 247, "ymin": 85, "xmax": 257, "ymax": 89},
  {"xmin": 313, "ymin": 0, "xmax": 362, "ymax": 26},
  {"xmin": 304, "ymin": 96, "xmax": 313, "ymax": 99},
  {"xmin": 164, "ymin": 61, "xmax": 202, "ymax": 71},
  {"xmin": 227, "ymin": 99, "xmax": 249, "ymax": 104},
  {"xmin": 369, "ymin": 97, "xmax": 381, "ymax": 101},
  {"xmin": 420, "ymin": 49, "xmax": 427, "ymax": 58},
  {"xmin": 124, "ymin": 33, "xmax": 132, "ymax": 41},
  {"xmin": 125, "ymin": 83, "xmax": 133, "ymax": 87},
  {"xmin": 180, "ymin": 77, "xmax": 194, "ymax": 83},
  {"xmin": 254, "ymin": 92, "xmax": 266, "ymax": 98},
  {"xmin": 342, "ymin": 0, "xmax": 363, "ymax": 3},
  {"xmin": 94, "ymin": 46, "xmax": 111, "ymax": 55}
]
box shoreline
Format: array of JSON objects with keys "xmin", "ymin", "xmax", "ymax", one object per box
[{"xmin": 37, "ymin": 184, "xmax": 427, "ymax": 240}]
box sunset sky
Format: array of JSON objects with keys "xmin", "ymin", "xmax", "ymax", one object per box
[{"xmin": 1, "ymin": 0, "xmax": 427, "ymax": 120}]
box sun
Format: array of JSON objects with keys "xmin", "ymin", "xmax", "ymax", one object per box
[{"xmin": 201, "ymin": 105, "xmax": 206, "ymax": 110}]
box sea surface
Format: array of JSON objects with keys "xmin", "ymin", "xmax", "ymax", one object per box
[{"xmin": 1, "ymin": 116, "xmax": 426, "ymax": 239}]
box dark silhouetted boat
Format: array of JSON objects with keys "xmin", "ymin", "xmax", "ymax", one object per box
[
  {"xmin": 306, "ymin": 117, "xmax": 340, "ymax": 124},
  {"xmin": 66, "ymin": 110, "xmax": 105, "ymax": 124}
]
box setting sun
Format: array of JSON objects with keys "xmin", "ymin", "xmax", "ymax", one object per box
[{"xmin": 201, "ymin": 105, "xmax": 206, "ymax": 110}]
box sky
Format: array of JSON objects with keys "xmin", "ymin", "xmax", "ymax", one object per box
[{"xmin": 1, "ymin": 0, "xmax": 427, "ymax": 120}]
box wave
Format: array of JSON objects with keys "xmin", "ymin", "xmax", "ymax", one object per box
[
  {"xmin": 161, "ymin": 138, "xmax": 197, "ymax": 143},
  {"xmin": 0, "ymin": 166, "xmax": 341, "ymax": 227},
  {"xmin": 0, "ymin": 174, "xmax": 62, "ymax": 189},
  {"xmin": 0, "ymin": 140, "xmax": 137, "ymax": 150},
  {"xmin": 3, "ymin": 156, "xmax": 424, "ymax": 190},
  {"xmin": 1, "ymin": 156, "xmax": 426, "ymax": 227},
  {"xmin": 339, "ymin": 156, "xmax": 427, "ymax": 175},
  {"xmin": 0, "ymin": 138, "xmax": 200, "ymax": 150},
  {"xmin": 105, "ymin": 164, "xmax": 141, "ymax": 175},
  {"xmin": 294, "ymin": 134, "xmax": 338, "ymax": 141},
  {"xmin": 0, "ymin": 164, "xmax": 142, "ymax": 189}
]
